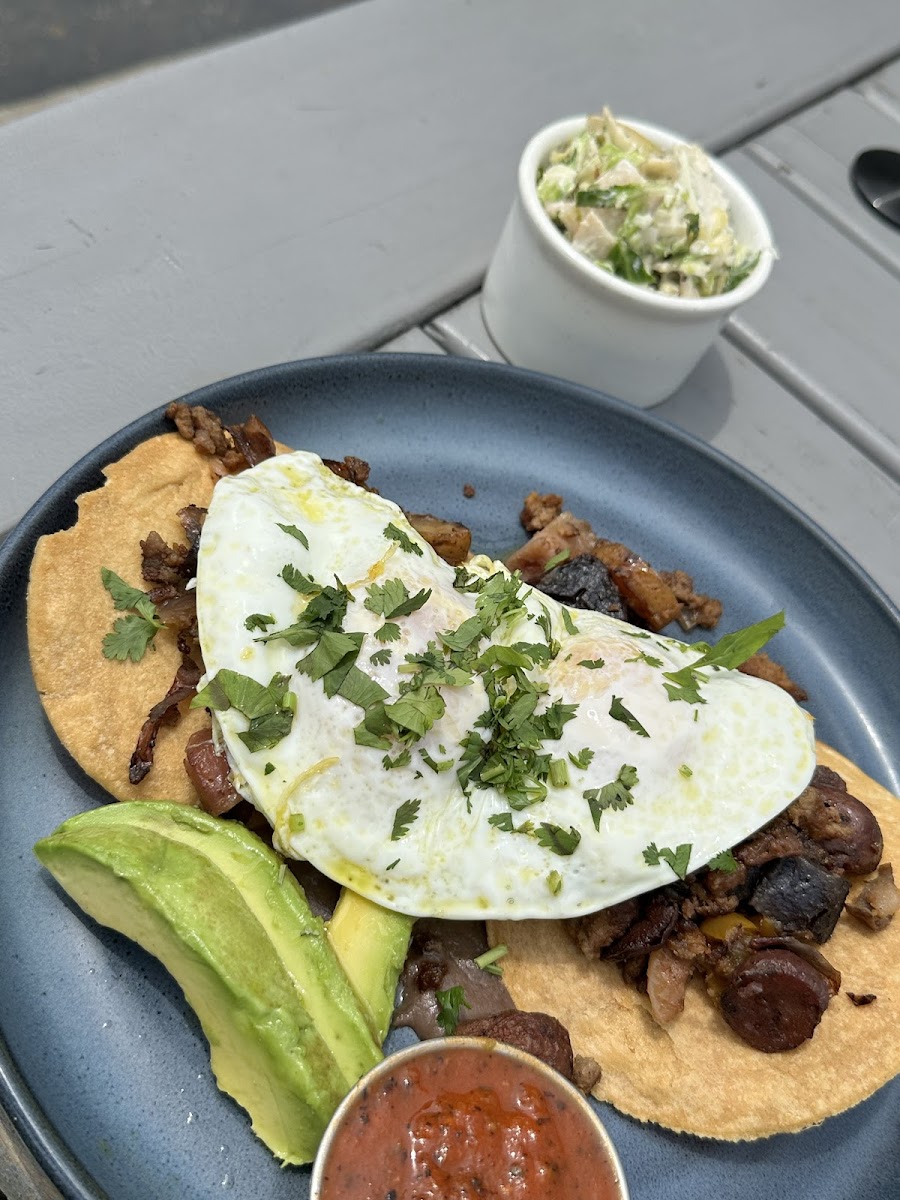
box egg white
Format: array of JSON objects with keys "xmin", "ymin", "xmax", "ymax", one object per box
[{"xmin": 195, "ymin": 451, "xmax": 816, "ymax": 919}]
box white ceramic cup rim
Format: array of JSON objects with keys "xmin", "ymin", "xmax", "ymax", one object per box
[
  {"xmin": 518, "ymin": 114, "xmax": 774, "ymax": 317},
  {"xmin": 310, "ymin": 1036, "xmax": 630, "ymax": 1199}
]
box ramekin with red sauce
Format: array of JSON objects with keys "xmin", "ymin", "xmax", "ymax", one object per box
[{"xmin": 310, "ymin": 1038, "xmax": 629, "ymax": 1200}]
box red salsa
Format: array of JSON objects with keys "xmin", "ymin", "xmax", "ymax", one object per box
[{"xmin": 315, "ymin": 1042, "xmax": 624, "ymax": 1200}]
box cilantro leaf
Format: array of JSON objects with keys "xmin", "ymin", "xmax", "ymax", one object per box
[
  {"xmin": 244, "ymin": 613, "xmax": 275, "ymax": 632},
  {"xmin": 391, "ymin": 798, "xmax": 421, "ymax": 841},
  {"xmin": 192, "ymin": 669, "xmax": 296, "ymax": 752},
  {"xmin": 662, "ymin": 614, "xmax": 785, "ymax": 705},
  {"xmin": 707, "ymin": 849, "xmax": 739, "ymax": 873},
  {"xmin": 384, "ymin": 688, "xmax": 445, "ymax": 737},
  {"xmin": 295, "ymin": 630, "xmax": 363, "ymax": 685},
  {"xmin": 385, "ymin": 858, "xmax": 400, "ymax": 871},
  {"xmin": 584, "ymin": 764, "xmax": 639, "ymax": 830},
  {"xmin": 102, "ymin": 614, "xmax": 160, "ymax": 663},
  {"xmin": 370, "ymin": 648, "xmax": 392, "ymax": 666},
  {"xmin": 609, "ymin": 696, "xmax": 650, "ymax": 737},
  {"xmin": 543, "ymin": 548, "xmax": 570, "ymax": 572},
  {"xmin": 568, "ymin": 748, "xmax": 595, "ymax": 770},
  {"xmin": 438, "ymin": 615, "xmax": 484, "ymax": 652},
  {"xmin": 375, "ymin": 621, "xmax": 401, "ymax": 643},
  {"xmin": 365, "ymin": 579, "xmax": 432, "ymax": 619},
  {"xmin": 578, "ymin": 658, "xmax": 605, "ymax": 670},
  {"xmin": 643, "ymin": 841, "xmax": 693, "ymax": 880},
  {"xmin": 384, "ymin": 523, "xmax": 423, "ymax": 556},
  {"xmin": 560, "ymin": 608, "xmax": 579, "ymax": 636},
  {"xmin": 488, "ymin": 812, "xmax": 515, "ymax": 832},
  {"xmin": 100, "ymin": 568, "xmax": 159, "ymax": 623},
  {"xmin": 626, "ymin": 651, "xmax": 664, "ymax": 669},
  {"xmin": 382, "ymin": 748, "xmax": 412, "ymax": 770},
  {"xmin": 239, "ymin": 708, "xmax": 294, "ymax": 752},
  {"xmin": 435, "ymin": 985, "xmax": 471, "ymax": 1035},
  {"xmin": 533, "ymin": 823, "xmax": 582, "ymax": 856},
  {"xmin": 280, "ymin": 564, "xmax": 318, "ymax": 594},
  {"xmin": 277, "ymin": 523, "xmax": 309, "ymax": 549},
  {"xmin": 420, "ymin": 748, "xmax": 454, "ymax": 774}
]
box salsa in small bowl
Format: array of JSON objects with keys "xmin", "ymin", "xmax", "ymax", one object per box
[{"xmin": 310, "ymin": 1036, "xmax": 629, "ymax": 1200}]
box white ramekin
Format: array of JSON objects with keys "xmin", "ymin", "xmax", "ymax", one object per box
[{"xmin": 482, "ymin": 115, "xmax": 774, "ymax": 407}]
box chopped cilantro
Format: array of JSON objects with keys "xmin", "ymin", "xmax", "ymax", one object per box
[
  {"xmin": 390, "ymin": 798, "xmax": 421, "ymax": 841},
  {"xmin": 276, "ymin": 523, "xmax": 309, "ymax": 550},
  {"xmin": 244, "ymin": 613, "xmax": 275, "ymax": 632},
  {"xmin": 384, "ymin": 688, "xmax": 446, "ymax": 738},
  {"xmin": 420, "ymin": 748, "xmax": 454, "ymax": 774},
  {"xmin": 534, "ymin": 823, "xmax": 581, "ymax": 856},
  {"xmin": 384, "ymin": 522, "xmax": 423, "ymax": 556},
  {"xmin": 624, "ymin": 629, "xmax": 651, "ymax": 639},
  {"xmin": 385, "ymin": 858, "xmax": 400, "ymax": 871},
  {"xmin": 364, "ymin": 579, "xmax": 431, "ymax": 619},
  {"xmin": 100, "ymin": 568, "xmax": 162, "ymax": 662},
  {"xmin": 435, "ymin": 985, "xmax": 470, "ymax": 1035},
  {"xmin": 370, "ymin": 648, "xmax": 392, "ymax": 666},
  {"xmin": 578, "ymin": 657, "xmax": 605, "ymax": 670},
  {"xmin": 375, "ymin": 621, "xmax": 402, "ymax": 643},
  {"xmin": 257, "ymin": 581, "xmax": 352, "ymax": 647},
  {"xmin": 584, "ymin": 764, "xmax": 639, "ymax": 830},
  {"xmin": 264, "ymin": 762, "xmax": 275, "ymax": 775},
  {"xmin": 609, "ymin": 695, "xmax": 650, "ymax": 737},
  {"xmin": 192, "ymin": 668, "xmax": 296, "ymax": 752},
  {"xmin": 280, "ymin": 564, "xmax": 318, "ymax": 594},
  {"xmin": 662, "ymin": 613, "xmax": 785, "ymax": 704},
  {"xmin": 568, "ymin": 748, "xmax": 595, "ymax": 771},
  {"xmin": 643, "ymin": 841, "xmax": 693, "ymax": 880},
  {"xmin": 626, "ymin": 650, "xmax": 664, "ymax": 668},
  {"xmin": 382, "ymin": 748, "xmax": 412, "ymax": 770},
  {"xmin": 543, "ymin": 548, "xmax": 570, "ymax": 572},
  {"xmin": 474, "ymin": 945, "xmax": 508, "ymax": 975},
  {"xmin": 560, "ymin": 608, "xmax": 579, "ymax": 636},
  {"xmin": 708, "ymin": 849, "xmax": 739, "ymax": 873}
]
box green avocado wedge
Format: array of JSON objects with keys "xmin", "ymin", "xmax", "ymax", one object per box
[{"xmin": 34, "ymin": 802, "xmax": 382, "ymax": 1166}]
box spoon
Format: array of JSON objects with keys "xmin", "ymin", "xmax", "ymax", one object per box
[{"xmin": 851, "ymin": 148, "xmax": 900, "ymax": 228}]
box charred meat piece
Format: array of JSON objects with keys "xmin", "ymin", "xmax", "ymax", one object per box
[
  {"xmin": 535, "ymin": 555, "xmax": 627, "ymax": 620},
  {"xmin": 228, "ymin": 415, "xmax": 276, "ymax": 467},
  {"xmin": 748, "ymin": 856, "xmax": 850, "ymax": 943},
  {"xmin": 660, "ymin": 569, "xmax": 723, "ymax": 631},
  {"xmin": 166, "ymin": 402, "xmax": 246, "ymax": 473},
  {"xmin": 738, "ymin": 651, "xmax": 808, "ymax": 702},
  {"xmin": 520, "ymin": 491, "xmax": 563, "ymax": 532},
  {"xmin": 569, "ymin": 899, "xmax": 641, "ymax": 958},
  {"xmin": 505, "ymin": 513, "xmax": 599, "ymax": 583},
  {"xmin": 789, "ymin": 778, "xmax": 883, "ymax": 876},
  {"xmin": 140, "ymin": 530, "xmax": 193, "ymax": 588},
  {"xmin": 846, "ymin": 863, "xmax": 900, "ymax": 931},
  {"xmin": 605, "ymin": 893, "xmax": 679, "ymax": 961},
  {"xmin": 130, "ymin": 655, "xmax": 202, "ymax": 784},
  {"xmin": 736, "ymin": 814, "xmax": 817, "ymax": 869},
  {"xmin": 405, "ymin": 512, "xmax": 472, "ymax": 566},
  {"xmin": 719, "ymin": 947, "xmax": 837, "ymax": 1052},
  {"xmin": 646, "ymin": 945, "xmax": 694, "ymax": 1025},
  {"xmin": 183, "ymin": 727, "xmax": 243, "ymax": 815},
  {"xmin": 323, "ymin": 455, "xmax": 373, "ymax": 489},
  {"xmin": 681, "ymin": 860, "xmax": 752, "ymax": 920},
  {"xmin": 456, "ymin": 1010, "xmax": 574, "ymax": 1081},
  {"xmin": 573, "ymin": 1055, "xmax": 602, "ymax": 1094},
  {"xmin": 603, "ymin": 549, "xmax": 682, "ymax": 631}
]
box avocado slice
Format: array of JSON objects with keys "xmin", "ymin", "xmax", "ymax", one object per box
[
  {"xmin": 34, "ymin": 802, "xmax": 381, "ymax": 1165},
  {"xmin": 328, "ymin": 888, "xmax": 414, "ymax": 1044}
]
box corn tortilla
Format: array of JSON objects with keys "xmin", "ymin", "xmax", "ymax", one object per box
[
  {"xmin": 28, "ymin": 433, "xmax": 225, "ymax": 804},
  {"xmin": 490, "ymin": 742, "xmax": 900, "ymax": 1139}
]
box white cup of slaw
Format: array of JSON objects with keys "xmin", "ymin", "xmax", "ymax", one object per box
[{"xmin": 481, "ymin": 114, "xmax": 774, "ymax": 407}]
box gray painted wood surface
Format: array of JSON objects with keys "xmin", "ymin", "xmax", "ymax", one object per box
[
  {"xmin": 3, "ymin": 0, "xmax": 900, "ymax": 530},
  {"xmin": 430, "ymin": 294, "xmax": 900, "ymax": 605}
]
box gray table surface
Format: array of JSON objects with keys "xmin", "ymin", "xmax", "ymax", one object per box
[{"xmin": 2, "ymin": 2, "xmax": 900, "ymax": 1196}]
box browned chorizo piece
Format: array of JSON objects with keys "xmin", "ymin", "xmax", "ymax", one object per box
[
  {"xmin": 505, "ymin": 513, "xmax": 599, "ymax": 583},
  {"xmin": 166, "ymin": 402, "xmax": 246, "ymax": 473},
  {"xmin": 455, "ymin": 1010, "xmax": 574, "ymax": 1081},
  {"xmin": 405, "ymin": 513, "xmax": 472, "ymax": 566},
  {"xmin": 846, "ymin": 864, "xmax": 900, "ymax": 930},
  {"xmin": 659, "ymin": 569, "xmax": 724, "ymax": 631},
  {"xmin": 569, "ymin": 899, "xmax": 640, "ymax": 958},
  {"xmin": 323, "ymin": 455, "xmax": 372, "ymax": 489},
  {"xmin": 788, "ymin": 778, "xmax": 883, "ymax": 876},
  {"xmin": 600, "ymin": 546, "xmax": 681, "ymax": 631},
  {"xmin": 719, "ymin": 948, "xmax": 837, "ymax": 1052},
  {"xmin": 228, "ymin": 414, "xmax": 276, "ymax": 466},
  {"xmin": 572, "ymin": 1055, "xmax": 602, "ymax": 1093},
  {"xmin": 183, "ymin": 727, "xmax": 243, "ymax": 815},
  {"xmin": 520, "ymin": 491, "xmax": 563, "ymax": 532},
  {"xmin": 605, "ymin": 893, "xmax": 679, "ymax": 961},
  {"xmin": 738, "ymin": 651, "xmax": 808, "ymax": 702}
]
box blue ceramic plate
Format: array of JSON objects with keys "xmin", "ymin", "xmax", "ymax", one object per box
[{"xmin": 1, "ymin": 354, "xmax": 898, "ymax": 1200}]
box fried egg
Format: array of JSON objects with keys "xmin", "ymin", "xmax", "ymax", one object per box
[{"xmin": 195, "ymin": 451, "xmax": 816, "ymax": 919}]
